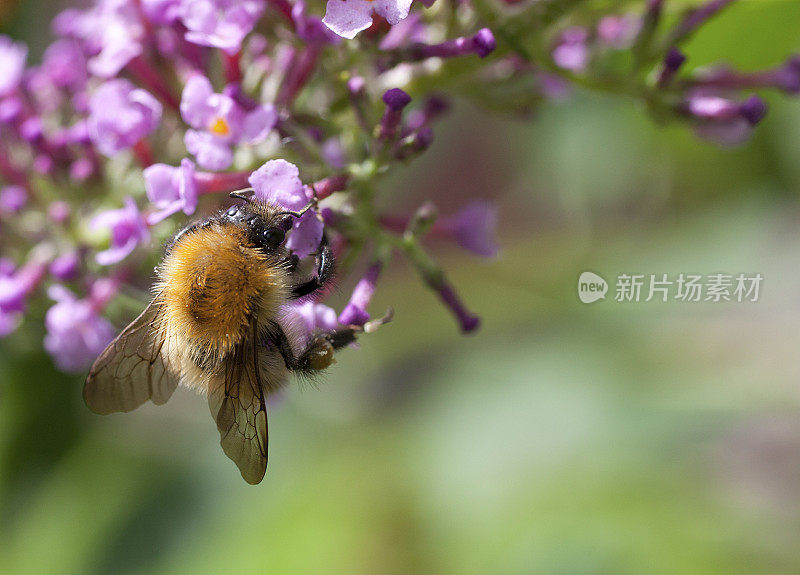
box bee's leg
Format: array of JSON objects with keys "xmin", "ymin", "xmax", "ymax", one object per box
[
  {"xmin": 289, "ymin": 240, "xmax": 334, "ymax": 300},
  {"xmin": 268, "ymin": 321, "xmax": 357, "ymax": 374},
  {"xmin": 268, "ymin": 310, "xmax": 392, "ymax": 374}
]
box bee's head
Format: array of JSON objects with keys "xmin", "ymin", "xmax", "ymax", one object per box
[{"xmin": 225, "ymin": 190, "xmax": 314, "ymax": 254}]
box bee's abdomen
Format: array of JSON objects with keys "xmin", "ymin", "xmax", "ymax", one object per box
[{"xmin": 158, "ymin": 223, "xmax": 288, "ymax": 362}]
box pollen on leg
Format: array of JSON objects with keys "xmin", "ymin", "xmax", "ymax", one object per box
[{"xmin": 307, "ymin": 339, "xmax": 335, "ymax": 370}]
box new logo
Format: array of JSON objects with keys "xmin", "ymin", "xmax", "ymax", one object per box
[{"xmin": 578, "ymin": 271, "xmax": 608, "ymax": 303}]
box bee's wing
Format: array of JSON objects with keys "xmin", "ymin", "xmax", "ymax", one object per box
[
  {"xmin": 208, "ymin": 317, "xmax": 268, "ymax": 485},
  {"xmin": 84, "ymin": 297, "xmax": 180, "ymax": 415}
]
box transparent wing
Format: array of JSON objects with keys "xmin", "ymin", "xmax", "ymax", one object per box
[
  {"xmin": 208, "ymin": 317, "xmax": 268, "ymax": 485},
  {"xmin": 84, "ymin": 297, "xmax": 180, "ymax": 415}
]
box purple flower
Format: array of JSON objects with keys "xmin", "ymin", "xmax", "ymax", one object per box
[
  {"xmin": 292, "ymin": 0, "xmax": 340, "ymax": 44},
  {"xmin": 379, "ymin": 88, "xmax": 411, "ymax": 140},
  {"xmin": 181, "ymin": 75, "xmax": 277, "ymax": 170},
  {"xmin": 285, "ymin": 301, "xmax": 340, "ymax": 338},
  {"xmin": 690, "ymin": 58, "xmax": 800, "ymax": 95},
  {"xmin": 437, "ymin": 282, "xmax": 480, "ymax": 333},
  {"xmin": 321, "ymin": 138, "xmax": 347, "ymax": 169},
  {"xmin": 0, "ymin": 185, "xmax": 28, "ymax": 214},
  {"xmin": 179, "ymin": 0, "xmax": 266, "ymax": 54},
  {"xmin": 70, "ymin": 158, "xmax": 95, "ymax": 182},
  {"xmin": 338, "ymin": 262, "xmax": 381, "ymax": 326},
  {"xmin": 20, "ymin": 117, "xmax": 44, "ymax": 142},
  {"xmin": 44, "ymin": 285, "xmax": 115, "ymax": 372},
  {"xmin": 406, "ymin": 29, "xmax": 496, "ymax": 61},
  {"xmin": 688, "ymin": 93, "xmax": 767, "ymax": 123},
  {"xmin": 141, "ymin": 0, "xmax": 182, "ymax": 25},
  {"xmin": 0, "ymin": 35, "xmax": 28, "ymax": 97},
  {"xmin": 538, "ymin": 72, "xmax": 572, "ymax": 100},
  {"xmin": 0, "ymin": 97, "xmax": 22, "ymax": 123},
  {"xmin": 0, "ymin": 308, "xmax": 21, "ymax": 337},
  {"xmin": 0, "ymin": 258, "xmax": 24, "ymax": 337},
  {"xmin": 0, "ymin": 258, "xmax": 47, "ymax": 314},
  {"xmin": 90, "ymin": 197, "xmax": 150, "ymax": 265},
  {"xmin": 88, "ymin": 79, "xmax": 162, "ymax": 157},
  {"xmin": 323, "ymin": 0, "xmax": 413, "ymax": 40},
  {"xmin": 41, "ymin": 39, "xmax": 87, "ymax": 90},
  {"xmin": 50, "ymin": 253, "xmax": 80, "ymax": 281},
  {"xmin": 404, "ymin": 96, "xmax": 449, "ymax": 133},
  {"xmin": 248, "ymin": 160, "xmax": 323, "ymax": 258},
  {"xmin": 440, "ymin": 201, "xmax": 499, "ymax": 258},
  {"xmin": 657, "ymin": 48, "xmax": 687, "ymax": 88},
  {"xmin": 553, "ymin": 27, "xmax": 589, "ymax": 72},
  {"xmin": 596, "ymin": 15, "xmax": 640, "ymax": 49},
  {"xmin": 83, "ymin": 0, "xmax": 146, "ymax": 78},
  {"xmin": 144, "ymin": 159, "xmax": 199, "ymax": 224},
  {"xmin": 473, "ymin": 29, "xmax": 497, "ymax": 58},
  {"xmin": 688, "ymin": 94, "xmax": 767, "ymax": 146}
]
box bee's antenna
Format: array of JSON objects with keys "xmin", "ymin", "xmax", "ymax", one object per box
[
  {"xmin": 279, "ymin": 188, "xmax": 319, "ymax": 219},
  {"xmin": 230, "ymin": 188, "xmax": 255, "ymax": 202}
]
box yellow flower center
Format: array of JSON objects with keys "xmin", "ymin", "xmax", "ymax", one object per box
[{"xmin": 209, "ymin": 117, "xmax": 230, "ymax": 136}]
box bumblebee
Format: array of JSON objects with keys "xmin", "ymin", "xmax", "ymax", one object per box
[{"xmin": 84, "ymin": 191, "xmax": 388, "ymax": 484}]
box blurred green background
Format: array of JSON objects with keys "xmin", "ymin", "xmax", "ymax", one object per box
[{"xmin": 4, "ymin": 2, "xmax": 800, "ymax": 574}]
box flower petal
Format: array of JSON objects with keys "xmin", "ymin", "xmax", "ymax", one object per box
[
  {"xmin": 375, "ymin": 0, "xmax": 412, "ymax": 26},
  {"xmin": 286, "ymin": 210, "xmax": 324, "ymax": 258},
  {"xmin": 322, "ymin": 0, "xmax": 374, "ymax": 40},
  {"xmin": 241, "ymin": 104, "xmax": 278, "ymax": 143},
  {"xmin": 185, "ymin": 129, "xmax": 233, "ymax": 170},
  {"xmin": 248, "ymin": 159, "xmax": 306, "ymax": 209},
  {"xmin": 181, "ymin": 74, "xmax": 215, "ymax": 128}
]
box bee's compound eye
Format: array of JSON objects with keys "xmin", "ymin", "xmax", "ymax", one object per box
[
  {"xmin": 262, "ymin": 227, "xmax": 285, "ymax": 248},
  {"xmin": 226, "ymin": 205, "xmax": 239, "ymax": 217}
]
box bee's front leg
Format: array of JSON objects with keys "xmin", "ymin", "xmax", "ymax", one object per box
[{"xmin": 289, "ymin": 240, "xmax": 334, "ymax": 300}]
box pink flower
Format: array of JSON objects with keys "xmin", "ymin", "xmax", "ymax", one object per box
[
  {"xmin": 144, "ymin": 159, "xmax": 199, "ymax": 224},
  {"xmin": 180, "ymin": 75, "xmax": 276, "ymax": 170},
  {"xmin": 88, "ymin": 79, "xmax": 162, "ymax": 157},
  {"xmin": 44, "ymin": 285, "xmax": 115, "ymax": 372},
  {"xmin": 179, "ymin": 0, "xmax": 266, "ymax": 54},
  {"xmin": 440, "ymin": 201, "xmax": 499, "ymax": 258},
  {"xmin": 285, "ymin": 301, "xmax": 340, "ymax": 338},
  {"xmin": 323, "ymin": 0, "xmax": 413, "ymax": 40},
  {"xmin": 90, "ymin": 197, "xmax": 150, "ymax": 265},
  {"xmin": 0, "ymin": 35, "xmax": 28, "ymax": 97},
  {"xmin": 553, "ymin": 27, "xmax": 589, "ymax": 72}
]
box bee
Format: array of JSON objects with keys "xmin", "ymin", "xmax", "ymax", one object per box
[{"xmin": 84, "ymin": 191, "xmax": 389, "ymax": 484}]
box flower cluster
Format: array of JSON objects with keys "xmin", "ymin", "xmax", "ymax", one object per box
[
  {"xmin": 0, "ymin": 0, "xmax": 798, "ymax": 372},
  {"xmin": 541, "ymin": 0, "xmax": 795, "ymax": 144}
]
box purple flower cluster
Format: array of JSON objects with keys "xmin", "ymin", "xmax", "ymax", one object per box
[
  {"xmin": 543, "ymin": 0, "xmax": 798, "ymax": 145},
  {"xmin": 1, "ymin": 0, "xmax": 799, "ymax": 372}
]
